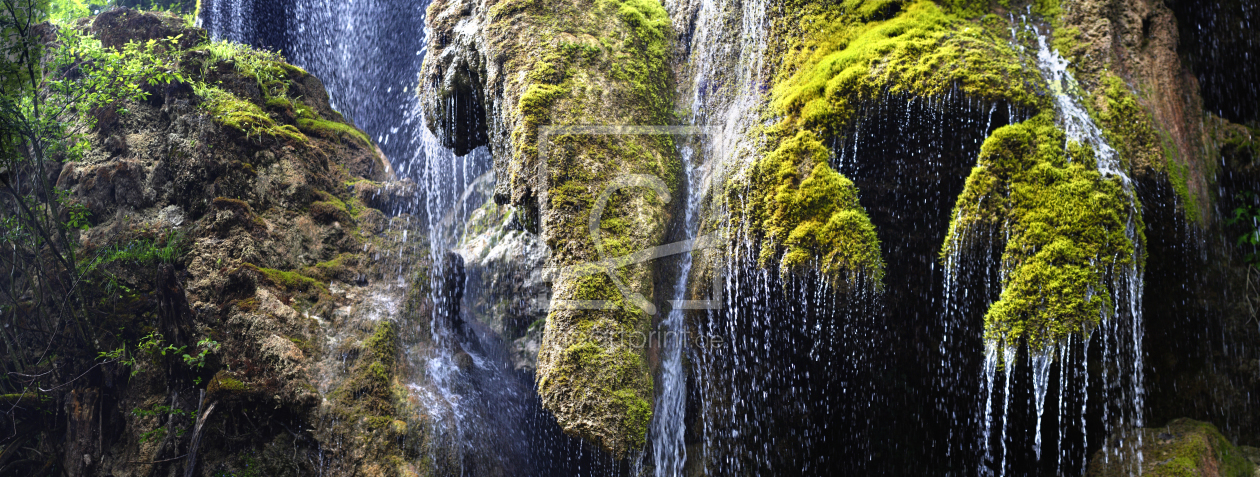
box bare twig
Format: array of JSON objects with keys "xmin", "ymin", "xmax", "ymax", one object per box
[{"xmin": 127, "ymin": 454, "xmax": 188, "ymax": 465}]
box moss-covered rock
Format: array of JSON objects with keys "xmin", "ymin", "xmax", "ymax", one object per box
[
  {"xmin": 1087, "ymin": 418, "xmax": 1257, "ymax": 477},
  {"xmin": 741, "ymin": 130, "xmax": 884, "ymax": 284},
  {"xmin": 422, "ymin": 0, "xmax": 678, "ymax": 457},
  {"xmin": 32, "ymin": 10, "xmax": 433, "ymax": 476}
]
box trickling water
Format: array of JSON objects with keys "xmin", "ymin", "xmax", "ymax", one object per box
[
  {"xmin": 650, "ymin": 146, "xmax": 697, "ymax": 476},
  {"xmin": 1031, "ymin": 351, "xmax": 1052, "ymax": 460},
  {"xmin": 1033, "ymin": 33, "xmax": 1125, "ymax": 182},
  {"xmin": 668, "ymin": 0, "xmax": 776, "ymax": 472}
]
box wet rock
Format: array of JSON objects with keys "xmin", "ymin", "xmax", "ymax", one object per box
[
  {"xmin": 456, "ymin": 198, "xmax": 551, "ymax": 342},
  {"xmin": 89, "ymin": 7, "xmax": 206, "ymax": 51}
]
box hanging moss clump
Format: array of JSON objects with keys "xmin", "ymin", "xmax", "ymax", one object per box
[
  {"xmin": 742, "ymin": 130, "xmax": 885, "ymax": 284},
  {"xmin": 943, "ymin": 112, "xmax": 1144, "ymax": 351}
]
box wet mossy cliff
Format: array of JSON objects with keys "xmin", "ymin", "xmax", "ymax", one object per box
[
  {"xmin": 417, "ymin": 0, "xmax": 1259, "ymax": 467},
  {"xmin": 676, "ymin": 0, "xmax": 1258, "ymax": 471},
  {"xmin": 1, "ymin": 10, "xmax": 441, "ymax": 477},
  {"xmin": 422, "ymin": 0, "xmax": 679, "ymax": 458}
]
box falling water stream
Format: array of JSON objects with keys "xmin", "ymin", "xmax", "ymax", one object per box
[{"xmin": 649, "ymin": 143, "xmax": 695, "ymax": 476}]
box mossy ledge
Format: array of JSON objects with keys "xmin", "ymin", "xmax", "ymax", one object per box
[
  {"xmin": 943, "ymin": 112, "xmax": 1144, "ymax": 351},
  {"xmin": 422, "ymin": 0, "xmax": 678, "ymax": 457}
]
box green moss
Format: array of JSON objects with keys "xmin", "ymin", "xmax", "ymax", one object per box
[
  {"xmin": 196, "ymin": 85, "xmax": 308, "ymax": 143},
  {"xmin": 1094, "ymin": 419, "xmax": 1256, "ymax": 477},
  {"xmin": 943, "ymin": 113, "xmax": 1143, "ymax": 351},
  {"xmin": 0, "ymin": 392, "xmax": 51, "ymax": 405},
  {"xmin": 310, "ymin": 200, "xmax": 354, "ymax": 224},
  {"xmin": 614, "ymin": 389, "xmax": 650, "ymax": 450},
  {"xmin": 1094, "ymin": 74, "xmax": 1202, "ymax": 224},
  {"xmin": 200, "ymin": 40, "xmax": 293, "ymax": 99},
  {"xmin": 293, "ymin": 100, "xmax": 319, "ymax": 120},
  {"xmin": 480, "ymin": 0, "xmax": 677, "ymax": 457},
  {"xmin": 243, "ymin": 263, "xmax": 330, "ymax": 295},
  {"xmin": 540, "ymin": 337, "xmax": 652, "ymax": 454},
  {"xmin": 771, "ymin": 1, "xmax": 1041, "ymax": 136},
  {"xmin": 207, "ymin": 370, "xmax": 250, "ymax": 396},
  {"xmin": 234, "ymin": 297, "xmax": 260, "ymax": 312},
  {"xmin": 212, "ymin": 196, "xmax": 253, "ymax": 214},
  {"xmin": 299, "ymin": 253, "xmax": 359, "ymax": 281},
  {"xmin": 332, "ymin": 320, "xmax": 398, "ymax": 414},
  {"xmin": 937, "ymin": 0, "xmax": 1060, "ymax": 19},
  {"xmin": 740, "ymin": 130, "xmax": 885, "ymax": 285},
  {"xmin": 264, "ymin": 97, "xmax": 292, "ymax": 110},
  {"xmin": 296, "ymin": 118, "xmax": 372, "ymax": 149},
  {"xmin": 736, "ymin": 0, "xmax": 1051, "ymax": 287}
]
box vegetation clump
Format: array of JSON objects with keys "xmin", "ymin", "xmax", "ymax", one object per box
[
  {"xmin": 195, "ymin": 84, "xmax": 308, "ymax": 143},
  {"xmin": 741, "ymin": 130, "xmax": 884, "ymax": 284},
  {"xmin": 242, "ymin": 263, "xmax": 330, "ymax": 295},
  {"xmin": 296, "ymin": 118, "xmax": 372, "ymax": 148},
  {"xmin": 943, "ymin": 113, "xmax": 1143, "ymax": 350}
]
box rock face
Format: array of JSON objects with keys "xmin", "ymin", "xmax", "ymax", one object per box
[
  {"xmin": 5, "ymin": 9, "xmax": 439, "ymax": 477},
  {"xmin": 422, "ymin": 0, "xmax": 680, "ymax": 457}
]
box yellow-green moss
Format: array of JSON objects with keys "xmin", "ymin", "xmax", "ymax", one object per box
[
  {"xmin": 1145, "ymin": 420, "xmax": 1256, "ymax": 477},
  {"xmin": 541, "ymin": 339, "xmax": 652, "ymax": 453},
  {"xmin": 943, "ymin": 113, "xmax": 1143, "ymax": 350},
  {"xmin": 310, "ymin": 200, "xmax": 354, "ymax": 224},
  {"xmin": 736, "ymin": 1, "xmax": 1053, "ymax": 287},
  {"xmin": 244, "ymin": 263, "xmax": 330, "ymax": 295},
  {"xmin": 476, "ymin": 0, "xmax": 676, "ymax": 457},
  {"xmin": 296, "ymin": 118, "xmax": 372, "ymax": 149},
  {"xmin": 936, "ymin": 0, "xmax": 1061, "ymax": 19},
  {"xmin": 771, "ymin": 1, "xmax": 1042, "ymax": 137},
  {"xmin": 200, "ymin": 40, "xmax": 293, "ymax": 98},
  {"xmin": 367, "ymin": 323, "xmax": 398, "ymax": 394},
  {"xmin": 196, "ymin": 85, "xmax": 308, "ymax": 143},
  {"xmin": 1090, "ymin": 418, "xmax": 1255, "ymax": 477},
  {"xmin": 333, "ymin": 320, "xmax": 398, "ymax": 413},
  {"xmin": 206, "ymin": 370, "xmax": 250, "ymax": 397},
  {"xmin": 293, "ymin": 100, "xmax": 319, "ymax": 120},
  {"xmin": 1094, "ymin": 74, "xmax": 1202, "ymax": 224},
  {"xmin": 299, "ymin": 253, "xmax": 359, "ymax": 281},
  {"xmin": 741, "ymin": 130, "xmax": 884, "ymax": 284}
]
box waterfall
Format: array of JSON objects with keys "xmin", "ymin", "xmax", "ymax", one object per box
[
  {"xmin": 201, "ymin": 0, "xmax": 253, "ymax": 43},
  {"xmin": 666, "ymin": 0, "xmax": 786, "ymax": 472},
  {"xmin": 186, "ymin": 0, "xmax": 1182, "ymax": 474},
  {"xmin": 650, "ymin": 0, "xmax": 775, "ymax": 471},
  {"xmin": 203, "ymin": 0, "xmax": 429, "ymax": 168}
]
